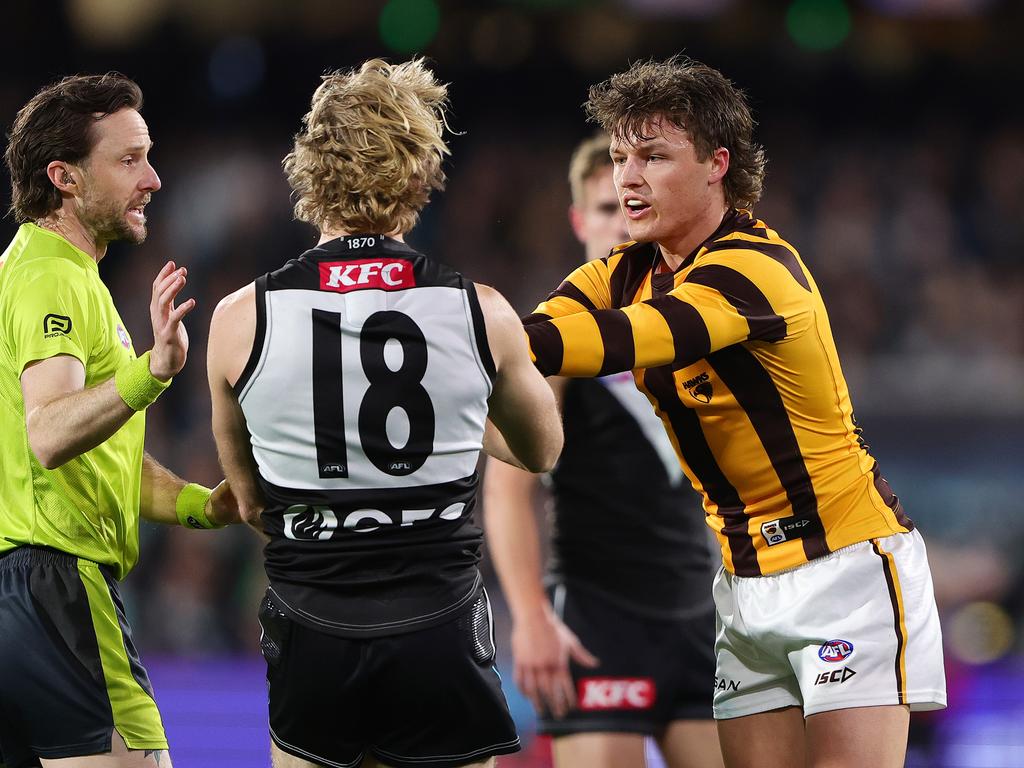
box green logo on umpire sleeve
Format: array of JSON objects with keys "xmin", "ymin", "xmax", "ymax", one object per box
[{"xmin": 43, "ymin": 313, "xmax": 73, "ymax": 337}]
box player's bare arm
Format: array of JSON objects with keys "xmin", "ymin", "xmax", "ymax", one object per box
[
  {"xmin": 139, "ymin": 454, "xmax": 238, "ymax": 527},
  {"xmin": 21, "ymin": 261, "xmax": 194, "ymax": 468},
  {"xmin": 207, "ymin": 282, "xmax": 266, "ymax": 526},
  {"xmin": 483, "ymin": 379, "xmax": 597, "ymax": 719},
  {"xmin": 476, "ymin": 283, "xmax": 563, "ymax": 472}
]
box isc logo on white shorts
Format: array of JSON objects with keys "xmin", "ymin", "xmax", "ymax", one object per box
[
  {"xmin": 577, "ymin": 678, "xmax": 656, "ymax": 710},
  {"xmin": 712, "ymin": 530, "xmax": 947, "ymax": 719}
]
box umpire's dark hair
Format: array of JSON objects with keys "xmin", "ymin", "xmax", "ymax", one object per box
[{"xmin": 4, "ymin": 72, "xmax": 143, "ymax": 222}]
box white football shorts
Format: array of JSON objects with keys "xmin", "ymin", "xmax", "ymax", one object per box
[{"xmin": 712, "ymin": 529, "xmax": 947, "ymax": 719}]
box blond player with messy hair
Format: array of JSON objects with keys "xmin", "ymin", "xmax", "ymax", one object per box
[
  {"xmin": 207, "ymin": 58, "xmax": 561, "ymax": 768},
  {"xmin": 282, "ymin": 58, "xmax": 450, "ymax": 237}
]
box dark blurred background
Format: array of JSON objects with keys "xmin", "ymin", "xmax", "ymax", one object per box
[{"xmin": 3, "ymin": 0, "xmax": 1023, "ymax": 765}]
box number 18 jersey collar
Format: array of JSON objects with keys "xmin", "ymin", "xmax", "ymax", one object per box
[{"xmin": 306, "ymin": 233, "xmax": 416, "ymax": 261}]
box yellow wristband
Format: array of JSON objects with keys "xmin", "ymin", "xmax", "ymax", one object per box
[
  {"xmin": 115, "ymin": 352, "xmax": 170, "ymax": 411},
  {"xmin": 175, "ymin": 483, "xmax": 221, "ymax": 529}
]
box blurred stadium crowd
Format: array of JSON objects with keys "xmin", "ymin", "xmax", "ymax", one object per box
[{"xmin": 2, "ymin": 0, "xmax": 1023, "ymax": 761}]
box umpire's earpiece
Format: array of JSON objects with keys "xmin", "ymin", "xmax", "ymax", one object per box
[{"xmin": 62, "ymin": 172, "xmax": 73, "ymax": 185}]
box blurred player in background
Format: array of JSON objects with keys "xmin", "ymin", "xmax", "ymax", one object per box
[
  {"xmin": 206, "ymin": 58, "xmax": 562, "ymax": 768},
  {"xmin": 484, "ymin": 133, "xmax": 722, "ymax": 768},
  {"xmin": 522, "ymin": 56, "xmax": 946, "ymax": 768},
  {"xmin": 0, "ymin": 73, "xmax": 237, "ymax": 768}
]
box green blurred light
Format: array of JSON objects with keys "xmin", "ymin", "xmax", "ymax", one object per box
[
  {"xmin": 786, "ymin": 0, "xmax": 851, "ymax": 52},
  {"xmin": 379, "ymin": 0, "xmax": 440, "ymax": 54}
]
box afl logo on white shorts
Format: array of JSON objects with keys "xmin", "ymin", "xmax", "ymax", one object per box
[{"xmin": 818, "ymin": 639, "xmax": 854, "ymax": 663}]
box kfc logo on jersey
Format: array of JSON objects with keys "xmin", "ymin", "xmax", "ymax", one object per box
[
  {"xmin": 819, "ymin": 639, "xmax": 855, "ymax": 663},
  {"xmin": 319, "ymin": 259, "xmax": 415, "ymax": 293},
  {"xmin": 578, "ymin": 678, "xmax": 656, "ymax": 710}
]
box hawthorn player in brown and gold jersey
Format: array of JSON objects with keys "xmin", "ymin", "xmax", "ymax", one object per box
[
  {"xmin": 526, "ymin": 207, "xmax": 913, "ymax": 578},
  {"xmin": 520, "ymin": 55, "xmax": 946, "ymax": 768}
]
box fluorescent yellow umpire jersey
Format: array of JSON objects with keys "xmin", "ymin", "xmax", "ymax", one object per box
[
  {"xmin": 525, "ymin": 209, "xmax": 913, "ymax": 577},
  {"xmin": 0, "ymin": 223, "xmax": 144, "ymax": 580}
]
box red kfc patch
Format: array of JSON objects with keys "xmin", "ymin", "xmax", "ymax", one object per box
[
  {"xmin": 577, "ymin": 678, "xmax": 656, "ymax": 710},
  {"xmin": 318, "ymin": 259, "xmax": 415, "ymax": 293}
]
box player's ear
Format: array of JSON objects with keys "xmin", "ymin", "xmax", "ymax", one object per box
[
  {"xmin": 708, "ymin": 147, "xmax": 729, "ymax": 186},
  {"xmin": 46, "ymin": 161, "xmax": 77, "ymax": 194},
  {"xmin": 569, "ymin": 205, "xmax": 587, "ymax": 245}
]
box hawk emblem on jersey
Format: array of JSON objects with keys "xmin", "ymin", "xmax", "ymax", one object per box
[
  {"xmin": 42, "ymin": 313, "xmax": 72, "ymax": 337},
  {"xmin": 683, "ymin": 371, "xmax": 713, "ymax": 403},
  {"xmin": 116, "ymin": 324, "xmax": 131, "ymax": 349},
  {"xmin": 319, "ymin": 259, "xmax": 415, "ymax": 293},
  {"xmin": 819, "ymin": 639, "xmax": 855, "ymax": 663}
]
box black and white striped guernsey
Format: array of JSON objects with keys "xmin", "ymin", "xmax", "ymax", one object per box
[{"xmin": 236, "ymin": 234, "xmax": 495, "ymax": 637}]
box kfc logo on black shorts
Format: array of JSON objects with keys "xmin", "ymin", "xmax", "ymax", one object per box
[{"xmin": 578, "ymin": 677, "xmax": 656, "ymax": 710}]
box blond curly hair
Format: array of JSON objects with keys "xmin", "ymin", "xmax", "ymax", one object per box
[{"xmin": 283, "ymin": 58, "xmax": 451, "ymax": 235}]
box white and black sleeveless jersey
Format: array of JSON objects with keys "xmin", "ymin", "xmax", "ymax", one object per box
[
  {"xmin": 547, "ymin": 374, "xmax": 714, "ymax": 618},
  {"xmin": 235, "ymin": 234, "xmax": 495, "ymax": 637}
]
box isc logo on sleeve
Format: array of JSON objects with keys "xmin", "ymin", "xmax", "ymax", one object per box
[{"xmin": 319, "ymin": 259, "xmax": 415, "ymax": 293}]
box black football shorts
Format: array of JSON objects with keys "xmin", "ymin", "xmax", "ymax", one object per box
[
  {"xmin": 0, "ymin": 546, "xmax": 166, "ymax": 768},
  {"xmin": 260, "ymin": 588, "xmax": 520, "ymax": 768},
  {"xmin": 538, "ymin": 582, "xmax": 716, "ymax": 736}
]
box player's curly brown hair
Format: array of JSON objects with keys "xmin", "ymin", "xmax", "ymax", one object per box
[
  {"xmin": 585, "ymin": 55, "xmax": 766, "ymax": 210},
  {"xmin": 283, "ymin": 58, "xmax": 451, "ymax": 236}
]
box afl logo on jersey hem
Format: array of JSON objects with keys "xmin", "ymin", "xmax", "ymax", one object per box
[
  {"xmin": 683, "ymin": 371, "xmax": 713, "ymax": 403},
  {"xmin": 818, "ymin": 639, "xmax": 854, "ymax": 663},
  {"xmin": 116, "ymin": 324, "xmax": 131, "ymax": 349},
  {"xmin": 319, "ymin": 259, "xmax": 415, "ymax": 293}
]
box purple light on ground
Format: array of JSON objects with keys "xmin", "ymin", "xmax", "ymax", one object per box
[{"xmin": 147, "ymin": 655, "xmax": 270, "ymax": 768}]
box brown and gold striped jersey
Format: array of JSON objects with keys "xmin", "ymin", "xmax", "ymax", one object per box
[{"xmin": 524, "ymin": 209, "xmax": 913, "ymax": 576}]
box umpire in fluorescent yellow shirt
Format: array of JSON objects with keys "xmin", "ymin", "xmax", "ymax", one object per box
[{"xmin": 0, "ymin": 73, "xmax": 239, "ymax": 768}]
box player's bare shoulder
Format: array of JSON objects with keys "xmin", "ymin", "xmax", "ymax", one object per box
[
  {"xmin": 213, "ymin": 282, "xmax": 256, "ymax": 321},
  {"xmin": 472, "ymin": 283, "xmax": 528, "ymax": 368},
  {"xmin": 209, "ymin": 282, "xmax": 257, "ymax": 389}
]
